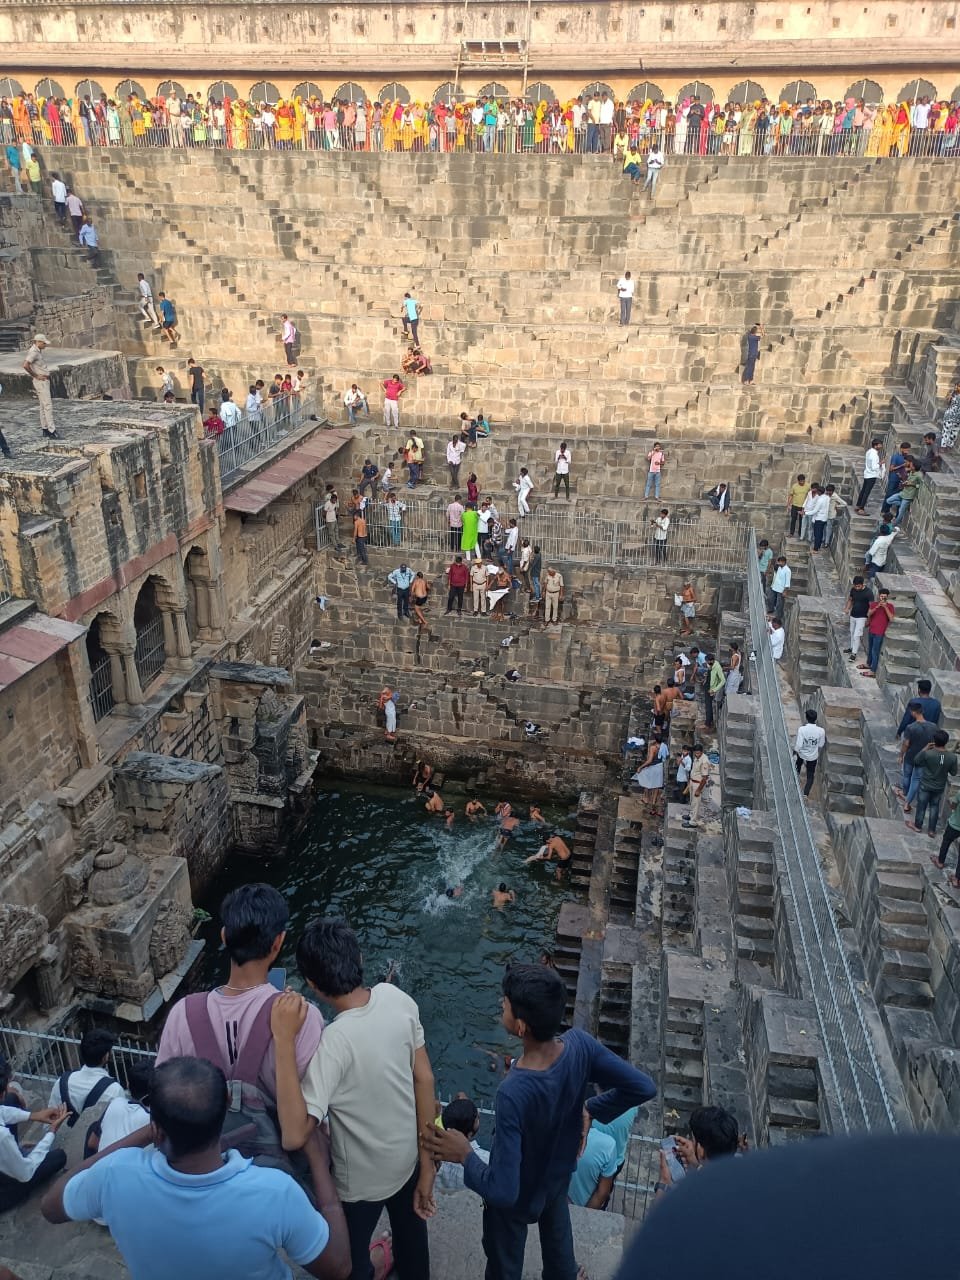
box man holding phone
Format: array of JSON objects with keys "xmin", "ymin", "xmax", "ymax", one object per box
[{"xmin": 156, "ymin": 883, "xmax": 323, "ymax": 1103}]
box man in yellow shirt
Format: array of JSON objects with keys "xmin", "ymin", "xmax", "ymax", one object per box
[{"xmin": 787, "ymin": 473, "xmax": 810, "ymax": 538}]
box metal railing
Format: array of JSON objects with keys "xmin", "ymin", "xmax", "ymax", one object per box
[
  {"xmin": 213, "ymin": 394, "xmax": 315, "ymax": 485},
  {"xmin": 5, "ymin": 112, "xmax": 960, "ymax": 161},
  {"xmin": 133, "ymin": 613, "xmax": 166, "ymax": 688},
  {"xmin": 0, "ymin": 1020, "xmax": 156, "ymax": 1092},
  {"xmin": 87, "ymin": 654, "xmax": 115, "ymax": 722},
  {"xmin": 317, "ymin": 497, "xmax": 750, "ymax": 573},
  {"xmin": 746, "ymin": 529, "xmax": 899, "ymax": 1134}
]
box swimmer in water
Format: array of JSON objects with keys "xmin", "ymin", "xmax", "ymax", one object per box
[
  {"xmin": 495, "ymin": 811, "xmax": 520, "ymax": 849},
  {"xmin": 424, "ymin": 788, "xmax": 444, "ymax": 814},
  {"xmin": 492, "ymin": 882, "xmax": 516, "ymax": 908},
  {"xmin": 445, "ymin": 885, "xmax": 463, "ymax": 899},
  {"xmin": 444, "ymin": 809, "xmax": 455, "ymax": 828},
  {"xmin": 412, "ymin": 760, "xmax": 434, "ymax": 792},
  {"xmin": 528, "ymin": 805, "xmax": 545, "ymax": 825},
  {"xmin": 465, "ymin": 799, "xmax": 487, "ymax": 819},
  {"xmin": 525, "ymin": 834, "xmax": 572, "ymax": 880}
]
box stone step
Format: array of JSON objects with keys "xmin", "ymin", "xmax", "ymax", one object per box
[
  {"xmin": 881, "ymin": 947, "xmax": 932, "ymax": 980},
  {"xmin": 879, "ymin": 921, "xmax": 931, "ymax": 953},
  {"xmin": 879, "ymin": 976, "xmax": 935, "ymax": 1009},
  {"xmin": 878, "ymin": 895, "xmax": 927, "ymax": 926}
]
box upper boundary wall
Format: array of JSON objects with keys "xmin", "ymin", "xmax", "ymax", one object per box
[{"xmin": 0, "ymin": 0, "xmax": 958, "ymax": 92}]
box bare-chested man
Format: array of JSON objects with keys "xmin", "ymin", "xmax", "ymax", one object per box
[
  {"xmin": 495, "ymin": 801, "xmax": 520, "ymax": 848},
  {"xmin": 465, "ymin": 799, "xmax": 486, "ymax": 818},
  {"xmin": 528, "ymin": 805, "xmax": 545, "ymax": 825},
  {"xmin": 525, "ymin": 834, "xmax": 572, "ymax": 879},
  {"xmin": 424, "ymin": 788, "xmax": 444, "ymax": 814},
  {"xmin": 492, "ymin": 882, "xmax": 516, "ymax": 908}
]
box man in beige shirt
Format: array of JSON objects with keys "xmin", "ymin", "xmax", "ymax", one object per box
[
  {"xmin": 470, "ymin": 560, "xmax": 488, "ymax": 615},
  {"xmin": 683, "ymin": 744, "xmax": 712, "ymax": 827},
  {"xmin": 271, "ymin": 919, "xmax": 436, "ymax": 1280},
  {"xmin": 23, "ymin": 333, "xmax": 58, "ymax": 438},
  {"xmin": 544, "ymin": 566, "xmax": 564, "ymax": 624}
]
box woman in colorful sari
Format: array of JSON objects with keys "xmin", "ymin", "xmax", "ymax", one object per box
[
  {"xmin": 44, "ymin": 95, "xmax": 62, "ymax": 145},
  {"xmin": 292, "ymin": 96, "xmax": 306, "ymax": 149},
  {"xmin": 231, "ymin": 100, "xmax": 248, "ymax": 149},
  {"xmin": 892, "ymin": 102, "xmax": 910, "ymax": 156},
  {"xmin": 562, "ymin": 101, "xmax": 575, "ymax": 153},
  {"xmin": 192, "ymin": 101, "xmax": 208, "ymax": 146},
  {"xmin": 275, "ymin": 99, "xmax": 294, "ymax": 148},
  {"xmin": 674, "ymin": 101, "xmax": 688, "ymax": 154},
  {"xmin": 12, "ymin": 94, "xmax": 28, "ymax": 142},
  {"xmin": 412, "ymin": 101, "xmax": 427, "ymax": 152},
  {"xmin": 737, "ymin": 102, "xmax": 756, "ymax": 155}
]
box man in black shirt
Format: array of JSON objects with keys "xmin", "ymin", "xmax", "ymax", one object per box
[
  {"xmin": 686, "ymin": 97, "xmax": 705, "ymax": 152},
  {"xmin": 844, "ymin": 574, "xmax": 872, "ymax": 661},
  {"xmin": 186, "ymin": 358, "xmax": 205, "ymax": 415}
]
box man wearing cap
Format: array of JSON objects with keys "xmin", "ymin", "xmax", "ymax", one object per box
[
  {"xmin": 682, "ymin": 745, "xmax": 712, "ymax": 828},
  {"xmin": 23, "ymin": 335, "xmax": 58, "ymax": 439}
]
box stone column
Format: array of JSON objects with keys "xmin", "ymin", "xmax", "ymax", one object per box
[
  {"xmin": 173, "ymin": 608, "xmax": 192, "ymax": 660},
  {"xmin": 121, "ymin": 644, "xmax": 144, "ymax": 705}
]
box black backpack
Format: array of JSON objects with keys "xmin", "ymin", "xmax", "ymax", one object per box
[{"xmin": 58, "ymin": 1070, "xmax": 116, "ymax": 1127}]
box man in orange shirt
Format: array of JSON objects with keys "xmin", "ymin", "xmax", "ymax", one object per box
[{"xmin": 353, "ymin": 510, "xmax": 369, "ymax": 566}]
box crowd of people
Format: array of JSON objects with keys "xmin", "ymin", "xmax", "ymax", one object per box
[
  {"xmin": 3, "ymin": 87, "xmax": 960, "ymax": 159},
  {"xmin": 0, "ymin": 884, "xmax": 684, "ymax": 1280}
]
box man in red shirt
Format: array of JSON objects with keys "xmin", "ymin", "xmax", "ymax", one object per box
[
  {"xmin": 382, "ymin": 374, "xmax": 406, "ymax": 430},
  {"xmin": 863, "ymin": 589, "xmax": 895, "ymax": 677},
  {"xmin": 445, "ymin": 555, "xmax": 469, "ymax": 615}
]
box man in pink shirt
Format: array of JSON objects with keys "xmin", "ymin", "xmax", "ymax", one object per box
[
  {"xmin": 382, "ymin": 374, "xmax": 406, "ymax": 430},
  {"xmin": 644, "ymin": 442, "xmax": 665, "ymax": 500},
  {"xmin": 156, "ymin": 884, "xmax": 323, "ymax": 1102}
]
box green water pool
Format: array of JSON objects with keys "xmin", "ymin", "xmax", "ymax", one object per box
[{"xmin": 198, "ymin": 782, "xmax": 578, "ymax": 1103}]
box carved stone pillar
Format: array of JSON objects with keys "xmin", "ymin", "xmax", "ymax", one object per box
[
  {"xmin": 173, "ymin": 608, "xmax": 192, "ymax": 660},
  {"xmin": 121, "ymin": 645, "xmax": 144, "ymax": 705}
]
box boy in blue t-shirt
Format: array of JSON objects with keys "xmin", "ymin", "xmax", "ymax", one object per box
[{"xmin": 425, "ymin": 964, "xmax": 655, "ymax": 1280}]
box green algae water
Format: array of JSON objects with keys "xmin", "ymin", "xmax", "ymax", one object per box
[{"xmin": 199, "ymin": 783, "xmax": 576, "ymax": 1103}]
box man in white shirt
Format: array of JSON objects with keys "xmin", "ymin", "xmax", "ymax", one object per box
[
  {"xmin": 515, "ymin": 467, "xmax": 534, "ymax": 517},
  {"xmin": 50, "ymin": 174, "xmax": 67, "ymax": 227},
  {"xmin": 281, "ymin": 314, "xmax": 298, "ymax": 367},
  {"xmin": 767, "ymin": 556, "xmax": 792, "ymax": 620},
  {"xmin": 270, "ymin": 919, "xmax": 436, "ymax": 1280},
  {"xmin": 617, "ymin": 271, "xmax": 635, "ymax": 326},
  {"xmin": 652, "ymin": 508, "xmax": 670, "ymax": 563},
  {"xmin": 799, "ymin": 484, "xmax": 820, "ymax": 544},
  {"xmin": 808, "ymin": 486, "xmax": 831, "ymax": 551},
  {"xmin": 0, "ymin": 1090, "xmax": 68, "ymax": 1211},
  {"xmin": 343, "ymin": 383, "xmax": 368, "ymax": 425},
  {"xmin": 643, "ymin": 144, "xmax": 664, "ymax": 197},
  {"xmin": 554, "ymin": 442, "xmax": 572, "ymax": 498},
  {"xmin": 598, "ymin": 93, "xmax": 615, "ymax": 151},
  {"xmin": 49, "ymin": 1030, "xmax": 125, "ymax": 1120},
  {"xmin": 446, "ymin": 434, "xmax": 466, "ymax": 489},
  {"xmin": 446, "ymin": 495, "xmax": 464, "ymax": 550},
  {"xmin": 768, "ymin": 618, "xmax": 785, "ymax": 661},
  {"xmin": 794, "ymin": 709, "xmax": 826, "ymax": 797},
  {"xmin": 855, "ymin": 438, "xmax": 884, "ymax": 512},
  {"xmin": 65, "ymin": 189, "xmax": 84, "ymax": 236},
  {"xmin": 911, "ymin": 98, "xmax": 930, "ymax": 133},
  {"xmin": 136, "ymin": 273, "xmax": 159, "ymax": 327},
  {"xmin": 587, "ymin": 95, "xmax": 601, "ymax": 152},
  {"xmin": 501, "ymin": 517, "xmax": 520, "ymax": 574},
  {"xmin": 220, "ymin": 393, "xmax": 241, "ymax": 430},
  {"xmin": 167, "ymin": 92, "xmax": 183, "ymax": 145}
]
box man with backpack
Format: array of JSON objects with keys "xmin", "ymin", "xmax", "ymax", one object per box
[
  {"xmin": 48, "ymin": 1029, "xmax": 124, "ymax": 1123},
  {"xmin": 156, "ymin": 884, "xmax": 324, "ymax": 1113}
]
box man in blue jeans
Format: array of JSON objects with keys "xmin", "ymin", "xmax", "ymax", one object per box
[
  {"xmin": 424, "ymin": 963, "xmax": 655, "ymax": 1280},
  {"xmin": 906, "ymin": 731, "xmax": 957, "ymax": 837},
  {"xmin": 863, "ymin": 590, "xmax": 895, "ymax": 676}
]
